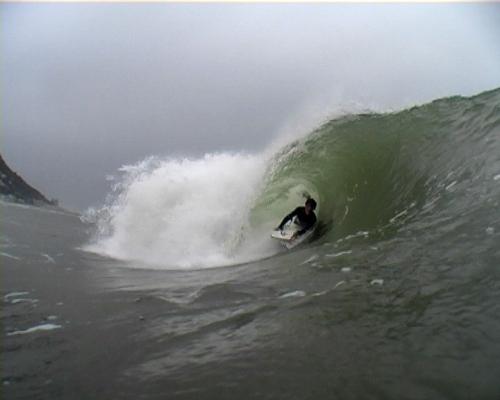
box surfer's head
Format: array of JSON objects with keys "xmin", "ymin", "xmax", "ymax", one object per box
[{"xmin": 305, "ymin": 198, "xmax": 317, "ymax": 214}]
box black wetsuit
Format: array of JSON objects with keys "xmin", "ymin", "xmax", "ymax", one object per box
[{"xmin": 277, "ymin": 206, "xmax": 317, "ymax": 236}]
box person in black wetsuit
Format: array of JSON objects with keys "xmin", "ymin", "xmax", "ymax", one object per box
[{"xmin": 277, "ymin": 198, "xmax": 317, "ymax": 240}]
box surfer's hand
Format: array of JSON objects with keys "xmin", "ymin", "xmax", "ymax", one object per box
[{"xmin": 291, "ymin": 232, "xmax": 299, "ymax": 240}]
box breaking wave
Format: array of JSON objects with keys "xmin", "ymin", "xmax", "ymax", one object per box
[{"xmin": 84, "ymin": 88, "xmax": 500, "ymax": 269}]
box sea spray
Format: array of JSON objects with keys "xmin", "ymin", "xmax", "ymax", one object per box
[{"xmin": 85, "ymin": 153, "xmax": 272, "ymax": 268}]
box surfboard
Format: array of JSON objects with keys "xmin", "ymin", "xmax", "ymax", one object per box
[
  {"xmin": 271, "ymin": 220, "xmax": 314, "ymax": 249},
  {"xmin": 271, "ymin": 228, "xmax": 295, "ymax": 241}
]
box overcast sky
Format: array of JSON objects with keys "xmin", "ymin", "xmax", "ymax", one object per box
[{"xmin": 2, "ymin": 3, "xmax": 499, "ymax": 210}]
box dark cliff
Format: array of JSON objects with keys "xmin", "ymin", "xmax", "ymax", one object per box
[{"xmin": 0, "ymin": 154, "xmax": 56, "ymax": 206}]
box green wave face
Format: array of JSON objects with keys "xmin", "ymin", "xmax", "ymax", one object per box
[{"xmin": 251, "ymin": 88, "xmax": 500, "ymax": 243}]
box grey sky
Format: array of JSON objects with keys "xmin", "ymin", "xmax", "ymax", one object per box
[{"xmin": 2, "ymin": 3, "xmax": 499, "ymax": 210}]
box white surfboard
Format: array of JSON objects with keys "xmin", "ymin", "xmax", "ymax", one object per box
[
  {"xmin": 271, "ymin": 220, "xmax": 314, "ymax": 249},
  {"xmin": 271, "ymin": 229, "xmax": 295, "ymax": 241}
]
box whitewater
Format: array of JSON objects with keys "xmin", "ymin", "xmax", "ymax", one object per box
[{"xmin": 84, "ymin": 153, "xmax": 269, "ymax": 268}]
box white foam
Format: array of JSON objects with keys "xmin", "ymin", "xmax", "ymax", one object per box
[
  {"xmin": 85, "ymin": 153, "xmax": 273, "ymax": 269},
  {"xmin": 336, "ymin": 231, "xmax": 369, "ymax": 243},
  {"xmin": 493, "ymin": 174, "xmax": 500, "ymax": 181},
  {"xmin": 370, "ymin": 279, "xmax": 384, "ymax": 286},
  {"xmin": 280, "ymin": 290, "xmax": 306, "ymax": 298},
  {"xmin": 0, "ymin": 252, "xmax": 21, "ymax": 260},
  {"xmin": 10, "ymin": 298, "xmax": 38, "ymax": 304},
  {"xmin": 334, "ymin": 281, "xmax": 346, "ymax": 289},
  {"xmin": 301, "ymin": 254, "xmax": 318, "ymax": 264},
  {"xmin": 325, "ymin": 250, "xmax": 352, "ymax": 258},
  {"xmin": 7, "ymin": 323, "xmax": 62, "ymax": 336},
  {"xmin": 4, "ymin": 292, "xmax": 30, "ymax": 299},
  {"xmin": 485, "ymin": 227, "xmax": 495, "ymax": 235},
  {"xmin": 390, "ymin": 209, "xmax": 408, "ymax": 223},
  {"xmin": 341, "ymin": 267, "xmax": 351, "ymax": 272},
  {"xmin": 445, "ymin": 180, "xmax": 457, "ymax": 191},
  {"xmin": 41, "ymin": 253, "xmax": 55, "ymax": 263}
]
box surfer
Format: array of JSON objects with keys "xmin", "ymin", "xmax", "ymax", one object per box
[{"xmin": 276, "ymin": 198, "xmax": 317, "ymax": 240}]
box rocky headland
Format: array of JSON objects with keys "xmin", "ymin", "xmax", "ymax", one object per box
[{"xmin": 0, "ymin": 154, "xmax": 58, "ymax": 207}]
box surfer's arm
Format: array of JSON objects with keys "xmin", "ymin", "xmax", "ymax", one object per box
[{"xmin": 277, "ymin": 208, "xmax": 299, "ymax": 230}]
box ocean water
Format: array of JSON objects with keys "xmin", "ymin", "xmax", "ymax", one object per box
[{"xmin": 2, "ymin": 88, "xmax": 500, "ymax": 399}]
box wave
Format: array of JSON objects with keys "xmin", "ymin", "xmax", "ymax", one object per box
[
  {"xmin": 252, "ymin": 87, "xmax": 500, "ymax": 240},
  {"xmin": 84, "ymin": 88, "xmax": 500, "ymax": 269}
]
